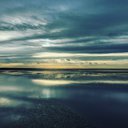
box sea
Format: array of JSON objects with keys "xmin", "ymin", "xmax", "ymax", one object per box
[{"xmin": 0, "ymin": 69, "xmax": 128, "ymax": 128}]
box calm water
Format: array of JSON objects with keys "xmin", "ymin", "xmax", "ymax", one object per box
[{"xmin": 0, "ymin": 69, "xmax": 128, "ymax": 128}]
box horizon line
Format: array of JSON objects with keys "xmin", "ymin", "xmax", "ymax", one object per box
[{"xmin": 0, "ymin": 67, "xmax": 128, "ymax": 71}]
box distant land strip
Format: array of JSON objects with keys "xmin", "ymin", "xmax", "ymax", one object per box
[{"xmin": 0, "ymin": 68, "xmax": 128, "ymax": 73}]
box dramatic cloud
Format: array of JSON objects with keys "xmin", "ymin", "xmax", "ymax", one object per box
[{"xmin": 0, "ymin": 0, "xmax": 128, "ymax": 65}]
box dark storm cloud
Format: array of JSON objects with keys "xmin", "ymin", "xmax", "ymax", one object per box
[
  {"xmin": 0, "ymin": 0, "xmax": 128, "ymax": 62},
  {"xmin": 1, "ymin": 0, "xmax": 128, "ymax": 34},
  {"xmin": 44, "ymin": 44, "xmax": 128, "ymax": 54}
]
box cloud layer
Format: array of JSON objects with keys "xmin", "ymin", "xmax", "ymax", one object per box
[{"xmin": 0, "ymin": 0, "xmax": 128, "ymax": 64}]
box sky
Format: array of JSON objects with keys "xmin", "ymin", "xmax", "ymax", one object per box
[{"xmin": 0, "ymin": 0, "xmax": 128, "ymax": 68}]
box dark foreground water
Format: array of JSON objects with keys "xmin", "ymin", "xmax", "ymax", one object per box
[{"xmin": 0, "ymin": 69, "xmax": 128, "ymax": 128}]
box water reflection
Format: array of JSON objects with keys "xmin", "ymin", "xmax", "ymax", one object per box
[
  {"xmin": 32, "ymin": 79, "xmax": 73, "ymax": 86},
  {"xmin": 0, "ymin": 70, "xmax": 128, "ymax": 128},
  {"xmin": 0, "ymin": 97, "xmax": 31, "ymax": 107},
  {"xmin": 32, "ymin": 79, "xmax": 128, "ymax": 86}
]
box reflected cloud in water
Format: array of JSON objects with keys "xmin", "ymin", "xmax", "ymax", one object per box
[
  {"xmin": 0, "ymin": 86, "xmax": 22, "ymax": 92},
  {"xmin": 32, "ymin": 79, "xmax": 128, "ymax": 87},
  {"xmin": 0, "ymin": 97, "xmax": 32, "ymax": 108},
  {"xmin": 32, "ymin": 79, "xmax": 73, "ymax": 86}
]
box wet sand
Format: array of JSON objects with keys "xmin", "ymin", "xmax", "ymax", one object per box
[{"xmin": 0, "ymin": 98, "xmax": 91, "ymax": 128}]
